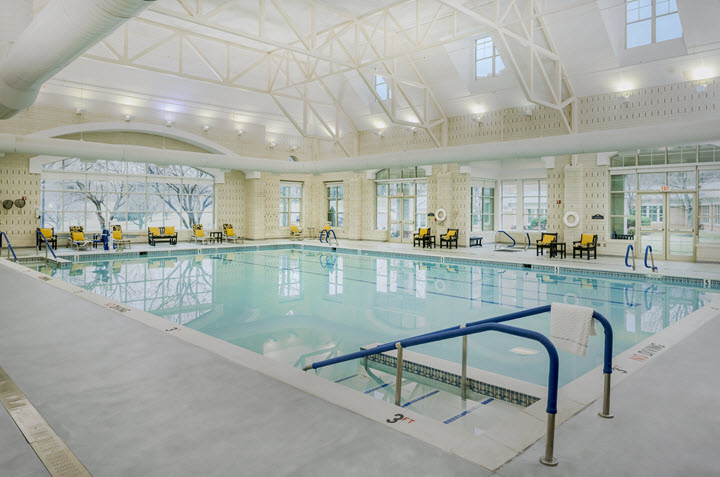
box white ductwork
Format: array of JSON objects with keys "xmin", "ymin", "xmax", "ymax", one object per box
[
  {"xmin": 0, "ymin": 0, "xmax": 154, "ymax": 119},
  {"xmin": 2, "ymin": 116, "xmax": 720, "ymax": 174}
]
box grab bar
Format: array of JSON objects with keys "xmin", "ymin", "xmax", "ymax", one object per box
[
  {"xmin": 625, "ymin": 244, "xmax": 635, "ymax": 271},
  {"xmin": 320, "ymin": 229, "xmax": 338, "ymax": 245},
  {"xmin": 0, "ymin": 231, "xmax": 18, "ymax": 262},
  {"xmin": 308, "ymin": 322, "xmax": 561, "ymax": 466},
  {"xmin": 494, "ymin": 230, "xmax": 516, "ymax": 249},
  {"xmin": 644, "ymin": 245, "xmax": 658, "ymax": 272},
  {"xmin": 305, "ymin": 304, "xmax": 615, "ymax": 466},
  {"xmin": 36, "ymin": 230, "xmax": 57, "ymax": 260}
]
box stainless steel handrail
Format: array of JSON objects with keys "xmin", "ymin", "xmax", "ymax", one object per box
[
  {"xmin": 36, "ymin": 230, "xmax": 57, "ymax": 260},
  {"xmin": 0, "ymin": 232, "xmax": 18, "ymax": 261}
]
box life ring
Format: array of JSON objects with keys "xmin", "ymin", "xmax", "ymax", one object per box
[
  {"xmin": 435, "ymin": 208, "xmax": 447, "ymax": 222},
  {"xmin": 563, "ymin": 211, "xmax": 579, "ymax": 228},
  {"xmin": 434, "ymin": 279, "xmax": 446, "ymax": 292}
]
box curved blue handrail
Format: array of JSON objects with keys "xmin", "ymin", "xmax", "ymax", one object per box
[
  {"xmin": 319, "ymin": 229, "xmax": 326, "ymax": 242},
  {"xmin": 0, "ymin": 231, "xmax": 18, "ymax": 261},
  {"xmin": 320, "ymin": 229, "xmax": 337, "ymax": 244},
  {"xmin": 625, "ymin": 244, "xmax": 634, "ymax": 268},
  {"xmin": 306, "ymin": 304, "xmax": 614, "ymax": 414},
  {"xmin": 644, "ymin": 245, "xmax": 658, "ymax": 271},
  {"xmin": 36, "ymin": 230, "xmax": 57, "ymax": 259},
  {"xmin": 526, "ymin": 232, "xmax": 531, "ymax": 248},
  {"xmin": 498, "ymin": 230, "xmax": 516, "ymax": 247},
  {"xmin": 624, "ymin": 286, "xmax": 634, "ymax": 307},
  {"xmin": 309, "ymin": 322, "xmax": 560, "ymax": 414}
]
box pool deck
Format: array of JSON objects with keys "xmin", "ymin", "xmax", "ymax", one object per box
[{"xmin": 2, "ymin": 239, "xmax": 720, "ymax": 476}]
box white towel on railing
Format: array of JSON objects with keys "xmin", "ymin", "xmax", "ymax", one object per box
[{"xmin": 550, "ymin": 303, "xmax": 596, "ymax": 357}]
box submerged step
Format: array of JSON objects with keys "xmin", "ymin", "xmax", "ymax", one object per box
[{"xmin": 360, "ymin": 343, "xmax": 543, "ymax": 407}]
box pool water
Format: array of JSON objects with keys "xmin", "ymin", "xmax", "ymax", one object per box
[{"xmin": 35, "ymin": 249, "xmax": 718, "ymax": 388}]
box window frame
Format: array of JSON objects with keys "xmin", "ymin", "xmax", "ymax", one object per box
[
  {"xmin": 326, "ymin": 183, "xmax": 344, "ymax": 227},
  {"xmin": 471, "ymin": 181, "xmax": 496, "ymax": 232},
  {"xmin": 375, "ymin": 75, "xmax": 391, "ymax": 101},
  {"xmin": 475, "ymin": 36, "xmax": 504, "ymax": 79},
  {"xmin": 625, "ymin": 0, "xmax": 682, "ymax": 49}
]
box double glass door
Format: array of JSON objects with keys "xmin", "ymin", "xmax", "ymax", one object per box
[{"xmin": 639, "ymin": 192, "xmax": 696, "ymax": 261}]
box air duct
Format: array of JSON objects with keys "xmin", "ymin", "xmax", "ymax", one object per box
[
  {"xmin": 0, "ymin": 0, "xmax": 154, "ymax": 119},
  {"xmin": 2, "ymin": 116, "xmax": 720, "ymax": 174}
]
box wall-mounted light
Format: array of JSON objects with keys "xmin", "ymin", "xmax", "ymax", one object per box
[
  {"xmin": 471, "ymin": 113, "xmax": 486, "ymax": 124},
  {"xmin": 203, "ymin": 125, "xmax": 210, "ymax": 131},
  {"xmin": 619, "ymin": 93, "xmax": 631, "ymax": 104},
  {"xmin": 236, "ymin": 129, "xmax": 245, "ymax": 136},
  {"xmin": 692, "ymin": 66, "xmax": 713, "ymax": 81},
  {"xmin": 407, "ymin": 126, "xmax": 418, "ymax": 133},
  {"xmin": 696, "ymin": 84, "xmax": 708, "ymax": 93},
  {"xmin": 165, "ymin": 119, "xmax": 174, "ymax": 127},
  {"xmin": 268, "ymin": 141, "xmax": 278, "ymax": 148},
  {"xmin": 373, "ymin": 129, "xmax": 385, "ymax": 136},
  {"xmin": 615, "ymin": 80, "xmax": 634, "ymax": 93},
  {"xmin": 123, "ymin": 114, "xmax": 134, "ymax": 122},
  {"xmin": 520, "ymin": 106, "xmax": 535, "ymax": 116},
  {"xmin": 290, "ymin": 144, "xmax": 299, "ymax": 151},
  {"xmin": 75, "ymin": 107, "xmax": 86, "ymax": 115}
]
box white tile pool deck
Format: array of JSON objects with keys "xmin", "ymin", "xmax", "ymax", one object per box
[{"xmin": 2, "ymin": 239, "xmax": 720, "ymax": 476}]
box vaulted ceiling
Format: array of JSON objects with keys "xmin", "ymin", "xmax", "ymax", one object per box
[{"xmin": 34, "ymin": 0, "xmax": 720, "ymax": 151}]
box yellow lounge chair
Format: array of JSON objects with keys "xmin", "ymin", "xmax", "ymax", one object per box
[
  {"xmin": 290, "ymin": 225, "xmax": 303, "ymax": 241},
  {"xmin": 223, "ymin": 224, "xmax": 244, "ymax": 244},
  {"xmin": 191, "ymin": 224, "xmax": 209, "ymax": 244},
  {"xmin": 112, "ymin": 225, "xmax": 131, "ymax": 250},
  {"xmin": 68, "ymin": 226, "xmax": 92, "ymax": 250}
]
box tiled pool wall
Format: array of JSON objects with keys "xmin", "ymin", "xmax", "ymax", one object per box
[{"xmin": 17, "ymin": 242, "xmax": 720, "ymax": 290}]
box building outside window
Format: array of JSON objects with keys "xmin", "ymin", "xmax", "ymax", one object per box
[
  {"xmin": 471, "ymin": 182, "xmax": 495, "ymax": 232},
  {"xmin": 375, "ymin": 169, "xmax": 427, "ymax": 235},
  {"xmin": 610, "ymin": 174, "xmax": 637, "ymax": 239},
  {"xmin": 375, "ymin": 75, "xmax": 391, "ymax": 101},
  {"xmin": 522, "ymin": 180, "xmax": 547, "ymax": 231},
  {"xmin": 326, "ymin": 184, "xmax": 343, "ymax": 227},
  {"xmin": 501, "ymin": 182, "xmax": 517, "ymax": 230},
  {"xmin": 626, "ymin": 0, "xmax": 682, "ymax": 49},
  {"xmin": 699, "ymin": 169, "xmax": 720, "ymax": 243},
  {"xmin": 39, "ymin": 158, "xmax": 214, "ymax": 232},
  {"xmin": 475, "ymin": 36, "xmax": 504, "ymax": 78},
  {"xmin": 279, "ymin": 182, "xmax": 302, "ymax": 227}
]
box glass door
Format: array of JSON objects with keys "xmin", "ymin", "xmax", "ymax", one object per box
[
  {"xmin": 667, "ymin": 192, "xmax": 696, "ymax": 261},
  {"xmin": 639, "ymin": 193, "xmax": 665, "ymax": 259},
  {"xmin": 389, "ymin": 198, "xmax": 402, "ymax": 242},
  {"xmin": 402, "ymin": 197, "xmax": 415, "ymax": 241}
]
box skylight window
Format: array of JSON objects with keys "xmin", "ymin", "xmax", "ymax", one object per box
[
  {"xmin": 475, "ymin": 37, "xmax": 504, "ymax": 78},
  {"xmin": 626, "ymin": 0, "xmax": 682, "ymax": 48},
  {"xmin": 375, "ymin": 75, "xmax": 391, "ymax": 101}
]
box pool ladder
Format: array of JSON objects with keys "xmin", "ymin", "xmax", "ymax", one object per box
[
  {"xmin": 0, "ymin": 231, "xmax": 18, "ymax": 261},
  {"xmin": 319, "ymin": 229, "xmax": 338, "ymax": 246},
  {"xmin": 36, "ymin": 230, "xmax": 57, "ymax": 260},
  {"xmin": 304, "ymin": 304, "xmax": 615, "ymax": 467}
]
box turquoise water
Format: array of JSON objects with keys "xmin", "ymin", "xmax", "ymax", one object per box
[{"xmin": 35, "ymin": 249, "xmax": 718, "ymax": 387}]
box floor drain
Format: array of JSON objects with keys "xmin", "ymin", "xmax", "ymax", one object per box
[{"xmin": 0, "ymin": 366, "xmax": 91, "ymax": 477}]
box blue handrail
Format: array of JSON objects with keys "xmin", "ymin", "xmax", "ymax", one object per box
[
  {"xmin": 644, "ymin": 245, "xmax": 658, "ymax": 272},
  {"xmin": 36, "ymin": 230, "xmax": 57, "ymax": 259},
  {"xmin": 526, "ymin": 232, "xmax": 531, "ymax": 248},
  {"xmin": 624, "ymin": 244, "xmax": 634, "ymax": 268},
  {"xmin": 498, "ymin": 230, "xmax": 516, "ymax": 247},
  {"xmin": 320, "ymin": 229, "xmax": 337, "ymax": 244},
  {"xmin": 0, "ymin": 231, "xmax": 18, "ymax": 262},
  {"xmin": 309, "ymin": 322, "xmax": 560, "ymax": 414}
]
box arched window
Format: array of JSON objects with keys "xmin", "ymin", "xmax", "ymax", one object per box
[{"xmin": 40, "ymin": 158, "xmax": 214, "ymax": 232}]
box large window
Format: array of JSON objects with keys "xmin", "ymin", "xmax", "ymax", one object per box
[
  {"xmin": 326, "ymin": 184, "xmax": 343, "ymax": 227},
  {"xmin": 522, "ymin": 180, "xmax": 547, "ymax": 231},
  {"xmin": 699, "ymin": 170, "xmax": 720, "ymax": 243},
  {"xmin": 475, "ymin": 37, "xmax": 504, "ymax": 78},
  {"xmin": 610, "ymin": 174, "xmax": 637, "ymax": 239},
  {"xmin": 626, "ymin": 0, "xmax": 682, "ymax": 49},
  {"xmin": 40, "ymin": 158, "xmax": 214, "ymax": 232},
  {"xmin": 375, "ymin": 75, "xmax": 391, "ymax": 101},
  {"xmin": 375, "ymin": 173, "xmax": 427, "ymax": 233},
  {"xmin": 471, "ymin": 182, "xmax": 495, "ymax": 232},
  {"xmin": 279, "ymin": 182, "xmax": 303, "ymax": 227},
  {"xmin": 501, "ymin": 182, "xmax": 517, "ymax": 230}
]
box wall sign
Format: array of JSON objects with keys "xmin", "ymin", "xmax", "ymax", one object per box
[{"xmin": 592, "ymin": 214, "xmax": 604, "ymax": 219}]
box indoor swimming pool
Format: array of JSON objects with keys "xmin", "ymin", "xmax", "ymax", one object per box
[{"xmin": 32, "ymin": 248, "xmax": 718, "ymax": 392}]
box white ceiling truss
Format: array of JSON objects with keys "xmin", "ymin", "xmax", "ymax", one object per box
[{"xmin": 80, "ymin": 0, "xmax": 575, "ymax": 154}]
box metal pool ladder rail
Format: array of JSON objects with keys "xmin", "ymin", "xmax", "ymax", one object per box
[
  {"xmin": 644, "ymin": 245, "xmax": 658, "ymax": 272},
  {"xmin": 319, "ymin": 228, "xmax": 338, "ymax": 246},
  {"xmin": 0, "ymin": 231, "xmax": 18, "ymax": 261},
  {"xmin": 304, "ymin": 305, "xmax": 615, "ymax": 466},
  {"xmin": 36, "ymin": 230, "xmax": 57, "ymax": 260},
  {"xmin": 625, "ymin": 244, "xmax": 636, "ymax": 270}
]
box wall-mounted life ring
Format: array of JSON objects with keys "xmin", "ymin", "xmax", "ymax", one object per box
[
  {"xmin": 563, "ymin": 211, "xmax": 579, "ymax": 228},
  {"xmin": 564, "ymin": 293, "xmax": 578, "ymax": 305},
  {"xmin": 435, "ymin": 208, "xmax": 447, "ymax": 222},
  {"xmin": 434, "ymin": 279, "xmax": 446, "ymax": 292}
]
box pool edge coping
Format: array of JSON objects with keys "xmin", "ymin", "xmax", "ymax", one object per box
[{"xmin": 3, "ymin": 255, "xmax": 720, "ymax": 471}]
